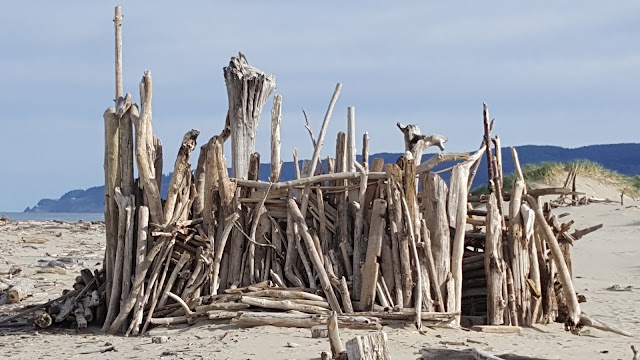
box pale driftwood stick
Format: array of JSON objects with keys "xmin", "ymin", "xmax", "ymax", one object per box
[
  {"xmin": 248, "ymin": 185, "xmax": 269, "ymax": 285},
  {"xmin": 306, "ymin": 83, "xmax": 341, "ymax": 180},
  {"xmin": 134, "ymin": 239, "xmax": 176, "ymax": 335},
  {"xmin": 396, "ymin": 122, "xmax": 448, "ymax": 162},
  {"xmin": 379, "ymin": 234, "xmax": 395, "ymax": 298},
  {"xmin": 510, "ymin": 146, "xmax": 531, "ymax": 325},
  {"xmin": 241, "ymin": 296, "xmax": 330, "ymax": 314},
  {"xmin": 334, "ymin": 131, "xmax": 347, "ymax": 200},
  {"xmin": 403, "ymin": 155, "xmax": 419, "ymax": 236},
  {"xmin": 157, "ymin": 251, "xmax": 191, "ymax": 308},
  {"xmin": 337, "ymin": 201, "xmax": 353, "ymax": 279},
  {"xmin": 270, "ymin": 94, "xmax": 282, "ymax": 182},
  {"xmin": 193, "ymin": 143, "xmax": 208, "ymax": 218},
  {"xmin": 212, "ymin": 213, "xmax": 241, "ymax": 294},
  {"xmin": 153, "ymin": 136, "xmax": 163, "ymax": 191},
  {"xmin": 114, "ymin": 6, "xmax": 123, "ymax": 98},
  {"xmin": 114, "ymin": 238, "xmax": 167, "ymax": 334},
  {"xmin": 224, "ymin": 53, "xmax": 276, "ymax": 179},
  {"xmin": 131, "ymin": 206, "xmax": 149, "ymax": 334},
  {"xmin": 163, "ymin": 129, "xmax": 200, "ymax": 225},
  {"xmin": 387, "ymin": 165, "xmax": 411, "ymax": 307},
  {"xmin": 270, "ymin": 270, "xmax": 286, "ymax": 288},
  {"xmin": 234, "ymin": 172, "xmax": 387, "ymax": 190},
  {"xmin": 232, "ymin": 312, "xmax": 381, "ymax": 330},
  {"xmin": 416, "ymin": 152, "xmax": 470, "ymax": 173},
  {"xmin": 379, "ymin": 276, "xmax": 394, "ymax": 309},
  {"xmin": 399, "ymin": 191, "xmax": 423, "ymax": 330},
  {"xmin": 376, "ymin": 281, "xmax": 390, "ymax": 308},
  {"xmin": 288, "ymin": 199, "xmax": 342, "ymax": 313},
  {"xmin": 419, "ymin": 221, "xmax": 444, "ymax": 312},
  {"xmin": 328, "ymin": 311, "xmax": 346, "ymax": 357},
  {"xmin": 135, "ymin": 72, "xmax": 163, "ymax": 224},
  {"xmin": 352, "ymin": 162, "xmax": 369, "ymax": 301},
  {"xmin": 316, "ymin": 187, "xmax": 330, "ymax": 256},
  {"xmin": 195, "ymin": 303, "xmax": 249, "ymax": 314},
  {"xmin": 298, "ymin": 85, "xmax": 341, "ymax": 230},
  {"xmin": 118, "ymin": 94, "xmax": 135, "ymax": 200},
  {"xmin": 120, "ymin": 199, "xmax": 135, "ymax": 330},
  {"xmin": 103, "ymin": 107, "xmax": 119, "ymax": 307},
  {"xmin": 325, "ymin": 255, "xmax": 354, "ymax": 313},
  {"xmin": 293, "ymin": 147, "xmax": 301, "ymax": 179},
  {"xmin": 203, "ymin": 137, "xmax": 220, "ymax": 248},
  {"xmin": 450, "ymin": 147, "xmax": 485, "ymax": 324},
  {"xmin": 485, "ymin": 194, "xmax": 505, "ymax": 325},
  {"xmin": 528, "ymin": 214, "xmax": 542, "ymax": 323},
  {"xmin": 385, "ymin": 166, "xmax": 404, "ymax": 307},
  {"xmin": 347, "ymin": 107, "xmax": 356, "ymax": 172},
  {"xmin": 362, "ymin": 132, "xmax": 369, "ymax": 169},
  {"xmin": 285, "ymin": 200, "xmax": 305, "ymax": 288},
  {"xmin": 525, "ymin": 194, "xmax": 580, "ymax": 327},
  {"xmin": 102, "ymin": 188, "xmax": 129, "ymax": 332},
  {"xmin": 359, "ymin": 199, "xmax": 387, "ymax": 311},
  {"xmin": 245, "ymin": 289, "xmax": 325, "ymax": 301},
  {"xmin": 296, "ymin": 226, "xmax": 317, "ymax": 288}
]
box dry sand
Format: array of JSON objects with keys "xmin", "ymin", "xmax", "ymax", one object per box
[{"xmin": 1, "ymin": 180, "xmax": 639, "ymax": 359}]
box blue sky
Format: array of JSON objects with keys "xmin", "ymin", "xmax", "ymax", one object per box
[{"xmin": 0, "ymin": 1, "xmax": 638, "ymax": 211}]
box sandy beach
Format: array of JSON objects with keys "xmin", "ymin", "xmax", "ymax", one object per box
[{"xmin": 1, "ymin": 180, "xmax": 638, "ymax": 360}]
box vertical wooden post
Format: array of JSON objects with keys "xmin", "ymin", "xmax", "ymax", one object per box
[
  {"xmin": 223, "ymin": 53, "xmax": 276, "ymax": 179},
  {"xmin": 346, "ymin": 107, "xmax": 356, "ymax": 172},
  {"xmin": 359, "ymin": 199, "xmax": 387, "ymax": 311},
  {"xmin": 114, "ymin": 6, "xmax": 123, "ymax": 100},
  {"xmin": 103, "ymin": 108, "xmax": 119, "ymax": 307},
  {"xmin": 422, "ymin": 173, "xmax": 450, "ymax": 310},
  {"xmin": 361, "ymin": 132, "xmax": 369, "ymax": 170},
  {"xmin": 270, "ymin": 95, "xmax": 282, "ymax": 182},
  {"xmin": 485, "ymin": 194, "xmax": 505, "ymax": 324}
]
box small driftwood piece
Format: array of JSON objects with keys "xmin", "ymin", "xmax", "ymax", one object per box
[
  {"xmin": 270, "ymin": 94, "xmax": 282, "ymax": 182},
  {"xmin": 232, "ymin": 312, "xmax": 382, "ymax": 330},
  {"xmin": 345, "ymin": 332, "xmax": 390, "ymax": 360},
  {"xmin": 359, "ymin": 199, "xmax": 387, "ymax": 311},
  {"xmin": 7, "ymin": 279, "xmax": 34, "ymax": 304},
  {"xmin": 33, "ymin": 310, "xmax": 52, "ymax": 328},
  {"xmin": 328, "ymin": 311, "xmax": 346, "ymax": 358},
  {"xmin": 241, "ymin": 296, "xmax": 330, "ymax": 314},
  {"xmin": 311, "ymin": 325, "xmax": 329, "ymax": 338},
  {"xmin": 397, "ymin": 122, "xmax": 447, "ymax": 161}
]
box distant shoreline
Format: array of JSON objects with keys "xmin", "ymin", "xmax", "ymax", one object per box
[{"xmin": 0, "ymin": 212, "xmax": 104, "ymax": 222}]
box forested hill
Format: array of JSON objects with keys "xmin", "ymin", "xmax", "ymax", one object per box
[{"xmin": 24, "ymin": 143, "xmax": 640, "ymax": 213}]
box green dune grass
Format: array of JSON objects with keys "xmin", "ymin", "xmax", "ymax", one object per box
[{"xmin": 471, "ymin": 160, "xmax": 640, "ymax": 198}]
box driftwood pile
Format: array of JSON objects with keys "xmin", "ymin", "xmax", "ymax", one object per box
[{"xmin": 0, "ymin": 7, "xmax": 631, "ymax": 346}]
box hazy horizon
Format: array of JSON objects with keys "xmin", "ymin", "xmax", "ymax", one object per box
[{"xmin": 1, "ymin": 2, "xmax": 638, "ymax": 211}]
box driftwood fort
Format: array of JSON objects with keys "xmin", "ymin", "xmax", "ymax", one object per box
[{"xmin": 0, "ymin": 5, "xmax": 631, "ymax": 359}]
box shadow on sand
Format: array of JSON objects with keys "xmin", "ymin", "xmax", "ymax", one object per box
[{"xmin": 419, "ymin": 347, "xmax": 558, "ymax": 360}]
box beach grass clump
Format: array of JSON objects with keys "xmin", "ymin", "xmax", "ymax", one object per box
[{"xmin": 471, "ymin": 160, "xmax": 640, "ymax": 197}]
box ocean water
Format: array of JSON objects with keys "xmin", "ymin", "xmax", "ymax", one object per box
[{"xmin": 0, "ymin": 212, "xmax": 104, "ymax": 222}]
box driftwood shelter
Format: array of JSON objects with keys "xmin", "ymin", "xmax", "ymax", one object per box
[{"xmin": 0, "ymin": 6, "xmax": 631, "ymax": 359}]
